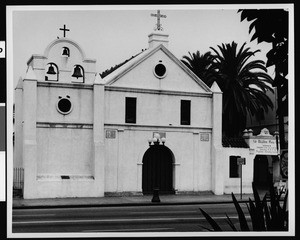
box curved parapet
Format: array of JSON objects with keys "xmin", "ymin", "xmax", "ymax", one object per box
[
  {"xmin": 44, "ymin": 38, "xmax": 86, "ymax": 59},
  {"xmin": 26, "ymin": 38, "xmax": 96, "ymax": 84}
]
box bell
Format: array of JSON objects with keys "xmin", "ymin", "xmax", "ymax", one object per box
[
  {"xmin": 72, "ymin": 65, "xmax": 83, "ymax": 79},
  {"xmin": 62, "ymin": 47, "xmax": 69, "ymax": 57},
  {"xmin": 46, "ymin": 64, "xmax": 56, "ymax": 75}
]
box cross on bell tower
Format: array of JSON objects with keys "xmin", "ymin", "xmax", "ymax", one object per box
[
  {"xmin": 59, "ymin": 24, "xmax": 70, "ymax": 38},
  {"xmin": 151, "ymin": 10, "xmax": 167, "ymax": 31}
]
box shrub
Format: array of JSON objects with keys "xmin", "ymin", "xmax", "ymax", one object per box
[{"xmin": 200, "ymin": 181, "xmax": 288, "ymax": 231}]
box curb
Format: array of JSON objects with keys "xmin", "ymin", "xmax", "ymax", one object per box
[{"xmin": 13, "ymin": 199, "xmax": 251, "ymax": 209}]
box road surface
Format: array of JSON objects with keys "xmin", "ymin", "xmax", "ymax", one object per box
[{"xmin": 12, "ymin": 203, "xmax": 251, "ymax": 233}]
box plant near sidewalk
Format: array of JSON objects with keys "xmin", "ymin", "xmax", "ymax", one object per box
[{"xmin": 200, "ymin": 181, "xmax": 288, "ymax": 231}]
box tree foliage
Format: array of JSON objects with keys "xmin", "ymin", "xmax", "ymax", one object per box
[
  {"xmin": 238, "ymin": 9, "xmax": 288, "ymax": 116},
  {"xmin": 211, "ymin": 41, "xmax": 274, "ymax": 137},
  {"xmin": 182, "ymin": 51, "xmax": 219, "ymax": 86},
  {"xmin": 182, "ymin": 42, "xmax": 274, "ymax": 137}
]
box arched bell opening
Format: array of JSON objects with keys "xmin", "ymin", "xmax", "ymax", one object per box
[
  {"xmin": 71, "ymin": 64, "xmax": 84, "ymax": 83},
  {"xmin": 61, "ymin": 47, "xmax": 70, "ymax": 57},
  {"xmin": 45, "ymin": 62, "xmax": 59, "ymax": 81},
  {"xmin": 142, "ymin": 143, "xmax": 175, "ymax": 195}
]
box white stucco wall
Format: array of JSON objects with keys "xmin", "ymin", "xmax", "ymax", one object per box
[
  {"xmin": 103, "ymin": 83, "xmax": 213, "ymax": 194},
  {"xmin": 13, "ymin": 83, "xmax": 23, "ymax": 168},
  {"xmin": 26, "ymin": 178, "xmax": 102, "ymax": 199},
  {"xmin": 104, "ymin": 127, "xmax": 212, "ymax": 193},
  {"xmin": 110, "ymin": 49, "xmax": 207, "ymax": 93},
  {"xmin": 36, "ymin": 127, "xmax": 93, "ymax": 176},
  {"xmin": 36, "ymin": 84, "xmax": 93, "ymax": 124},
  {"xmin": 35, "ymin": 83, "xmax": 95, "ymax": 176},
  {"xmin": 221, "ymin": 147, "xmax": 255, "ymax": 194},
  {"xmin": 104, "ymin": 90, "xmax": 212, "ymax": 128},
  {"xmin": 15, "ymin": 37, "xmax": 105, "ymax": 198},
  {"xmin": 196, "ymin": 133, "xmax": 212, "ymax": 191}
]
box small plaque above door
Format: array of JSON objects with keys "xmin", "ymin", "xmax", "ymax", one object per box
[{"xmin": 153, "ymin": 132, "xmax": 166, "ymax": 138}]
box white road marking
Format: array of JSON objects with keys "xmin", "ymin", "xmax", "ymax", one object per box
[
  {"xmin": 82, "ymin": 228, "xmax": 174, "ymax": 232},
  {"xmin": 13, "ymin": 215, "xmax": 251, "ymax": 225},
  {"xmin": 130, "ymin": 210, "xmax": 197, "ymax": 214},
  {"xmin": 13, "ymin": 214, "xmax": 56, "ymax": 217},
  {"xmin": 12, "ymin": 203, "xmax": 239, "ymax": 211}
]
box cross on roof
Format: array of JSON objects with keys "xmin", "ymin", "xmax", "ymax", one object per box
[
  {"xmin": 151, "ymin": 10, "xmax": 167, "ymax": 31},
  {"xmin": 59, "ymin": 24, "xmax": 70, "ymax": 38}
]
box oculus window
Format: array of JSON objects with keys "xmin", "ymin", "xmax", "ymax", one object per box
[
  {"xmin": 125, "ymin": 97, "xmax": 137, "ymax": 124},
  {"xmin": 153, "ymin": 61, "xmax": 167, "ymax": 79},
  {"xmin": 57, "ymin": 96, "xmax": 72, "ymax": 115}
]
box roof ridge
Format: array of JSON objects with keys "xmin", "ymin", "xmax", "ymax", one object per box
[
  {"xmin": 100, "ymin": 49, "xmax": 147, "ymax": 78},
  {"xmin": 222, "ymin": 136, "xmax": 249, "ymax": 148}
]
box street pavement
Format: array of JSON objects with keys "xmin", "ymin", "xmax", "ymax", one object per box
[
  {"xmin": 12, "ymin": 202, "xmax": 251, "ymax": 233},
  {"xmin": 10, "ymin": 190, "xmax": 288, "ymax": 234},
  {"xmin": 13, "ymin": 192, "xmax": 257, "ymax": 209}
]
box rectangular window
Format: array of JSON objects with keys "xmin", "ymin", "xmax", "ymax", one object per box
[
  {"xmin": 125, "ymin": 97, "xmax": 136, "ymax": 123},
  {"xmin": 229, "ymin": 156, "xmax": 241, "ymax": 178},
  {"xmin": 181, "ymin": 100, "xmax": 191, "ymax": 125}
]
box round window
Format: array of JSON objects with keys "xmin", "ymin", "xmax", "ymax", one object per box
[
  {"xmin": 57, "ymin": 98, "xmax": 72, "ymax": 115},
  {"xmin": 154, "ymin": 63, "xmax": 167, "ymax": 78}
]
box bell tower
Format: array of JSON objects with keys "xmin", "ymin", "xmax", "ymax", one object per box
[
  {"xmin": 14, "ymin": 26, "xmax": 105, "ymax": 199},
  {"xmin": 28, "ymin": 24, "xmax": 96, "ymax": 84}
]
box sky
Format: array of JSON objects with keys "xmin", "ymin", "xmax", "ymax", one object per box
[{"xmin": 8, "ymin": 4, "xmax": 282, "ymax": 88}]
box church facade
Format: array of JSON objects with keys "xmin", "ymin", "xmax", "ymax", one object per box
[{"xmin": 14, "ymin": 23, "xmax": 281, "ymax": 199}]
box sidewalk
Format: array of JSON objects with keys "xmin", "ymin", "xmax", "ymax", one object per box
[{"xmin": 13, "ymin": 192, "xmax": 255, "ymax": 209}]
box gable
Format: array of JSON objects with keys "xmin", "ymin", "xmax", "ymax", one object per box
[{"xmin": 104, "ymin": 45, "xmax": 211, "ymax": 94}]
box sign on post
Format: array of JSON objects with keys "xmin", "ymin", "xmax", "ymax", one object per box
[
  {"xmin": 248, "ymin": 138, "xmax": 278, "ymax": 155},
  {"xmin": 237, "ymin": 157, "xmax": 246, "ymax": 199}
]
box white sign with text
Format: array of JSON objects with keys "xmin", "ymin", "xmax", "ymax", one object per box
[{"xmin": 248, "ymin": 138, "xmax": 278, "ymax": 155}]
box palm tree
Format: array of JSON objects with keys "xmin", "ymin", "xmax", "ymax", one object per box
[
  {"xmin": 238, "ymin": 9, "xmax": 288, "ymax": 149},
  {"xmin": 181, "ymin": 51, "xmax": 218, "ymax": 86},
  {"xmin": 210, "ymin": 41, "xmax": 274, "ymax": 137}
]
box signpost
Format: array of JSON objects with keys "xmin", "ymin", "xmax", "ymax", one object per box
[{"xmin": 237, "ymin": 157, "xmax": 246, "ymax": 199}]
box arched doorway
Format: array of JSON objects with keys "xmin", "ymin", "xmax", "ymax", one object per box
[{"xmin": 142, "ymin": 144, "xmax": 174, "ymax": 195}]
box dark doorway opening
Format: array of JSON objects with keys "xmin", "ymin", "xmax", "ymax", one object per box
[
  {"xmin": 253, "ymin": 155, "xmax": 273, "ymax": 191},
  {"xmin": 142, "ymin": 144, "xmax": 174, "ymax": 195}
]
